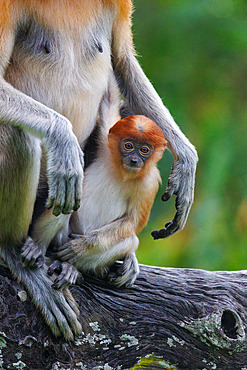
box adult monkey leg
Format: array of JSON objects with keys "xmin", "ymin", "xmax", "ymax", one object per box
[
  {"xmin": 0, "ymin": 5, "xmax": 83, "ymax": 339},
  {"xmin": 112, "ymin": 4, "xmax": 198, "ymax": 238},
  {"xmin": 0, "ymin": 127, "xmax": 81, "ymax": 340}
]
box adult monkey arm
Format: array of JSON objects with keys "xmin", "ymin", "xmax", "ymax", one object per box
[
  {"xmin": 112, "ymin": 1, "xmax": 198, "ymax": 238},
  {"xmin": 0, "ymin": 3, "xmax": 82, "ymax": 339},
  {"xmin": 0, "ymin": 82, "xmax": 84, "ymax": 215},
  {"xmin": 0, "ymin": 5, "xmax": 83, "ymax": 216}
]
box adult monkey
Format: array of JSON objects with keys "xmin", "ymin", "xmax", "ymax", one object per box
[{"xmin": 0, "ymin": 0, "xmax": 197, "ymax": 337}]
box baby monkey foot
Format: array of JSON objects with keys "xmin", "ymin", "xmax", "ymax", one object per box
[
  {"xmin": 21, "ymin": 237, "xmax": 45, "ymax": 268},
  {"xmin": 107, "ymin": 253, "xmax": 139, "ymax": 288},
  {"xmin": 48, "ymin": 260, "xmax": 79, "ymax": 290}
]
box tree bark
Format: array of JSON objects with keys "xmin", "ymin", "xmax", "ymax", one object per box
[{"xmin": 0, "ymin": 263, "xmax": 247, "ymax": 369}]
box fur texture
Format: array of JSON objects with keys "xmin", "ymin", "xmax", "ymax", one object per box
[
  {"xmin": 57, "ymin": 113, "xmax": 166, "ymax": 286},
  {"xmin": 0, "ymin": 0, "xmax": 197, "ymax": 338}
]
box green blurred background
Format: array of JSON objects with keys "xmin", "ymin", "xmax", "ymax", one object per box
[{"xmin": 134, "ymin": 0, "xmax": 247, "ymax": 270}]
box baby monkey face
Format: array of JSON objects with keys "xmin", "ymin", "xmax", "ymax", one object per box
[{"xmin": 120, "ymin": 138, "xmax": 154, "ymax": 173}]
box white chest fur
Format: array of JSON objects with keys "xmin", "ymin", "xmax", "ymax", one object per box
[{"xmin": 77, "ymin": 159, "xmax": 128, "ymax": 234}]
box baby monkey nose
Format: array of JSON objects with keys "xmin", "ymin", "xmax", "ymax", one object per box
[{"xmin": 131, "ymin": 158, "xmax": 138, "ymax": 164}]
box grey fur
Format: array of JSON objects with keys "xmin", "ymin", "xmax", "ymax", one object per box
[
  {"xmin": 0, "ymin": 240, "xmax": 81, "ymax": 340},
  {"xmin": 0, "ymin": 4, "xmax": 197, "ymax": 340},
  {"xmin": 0, "ymin": 12, "xmax": 84, "ymax": 339}
]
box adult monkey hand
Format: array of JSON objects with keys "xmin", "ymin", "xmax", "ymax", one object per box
[{"xmin": 152, "ymin": 147, "xmax": 197, "ymax": 239}]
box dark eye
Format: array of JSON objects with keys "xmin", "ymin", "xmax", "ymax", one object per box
[
  {"xmin": 124, "ymin": 142, "xmax": 134, "ymax": 151},
  {"xmin": 140, "ymin": 146, "xmax": 150, "ymax": 155}
]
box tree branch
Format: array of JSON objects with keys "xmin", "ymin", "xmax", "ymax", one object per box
[{"xmin": 0, "ymin": 264, "xmax": 247, "ymax": 369}]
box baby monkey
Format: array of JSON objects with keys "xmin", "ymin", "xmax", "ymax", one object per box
[{"xmin": 51, "ymin": 114, "xmax": 167, "ymax": 288}]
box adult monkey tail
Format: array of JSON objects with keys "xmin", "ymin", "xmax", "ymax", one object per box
[{"xmin": 0, "ymin": 239, "xmax": 81, "ymax": 341}]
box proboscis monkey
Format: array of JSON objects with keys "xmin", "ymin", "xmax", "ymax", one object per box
[
  {"xmin": 0, "ymin": 0, "xmax": 197, "ymax": 339},
  {"xmin": 50, "ymin": 113, "xmax": 167, "ymax": 289}
]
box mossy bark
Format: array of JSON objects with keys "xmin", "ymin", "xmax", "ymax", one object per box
[{"xmin": 0, "ymin": 264, "xmax": 247, "ymax": 369}]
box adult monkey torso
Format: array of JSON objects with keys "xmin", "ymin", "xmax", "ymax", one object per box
[{"xmin": 5, "ymin": 1, "xmax": 117, "ymax": 146}]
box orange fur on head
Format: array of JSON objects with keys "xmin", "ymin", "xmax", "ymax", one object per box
[
  {"xmin": 109, "ymin": 115, "xmax": 166, "ymax": 147},
  {"xmin": 12, "ymin": 0, "xmax": 132, "ymax": 30},
  {"xmin": 0, "ymin": 1, "xmax": 11, "ymax": 26},
  {"xmin": 108, "ymin": 115, "xmax": 167, "ymax": 180}
]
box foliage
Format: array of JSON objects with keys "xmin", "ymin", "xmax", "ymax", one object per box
[{"xmin": 134, "ymin": 0, "xmax": 247, "ymax": 270}]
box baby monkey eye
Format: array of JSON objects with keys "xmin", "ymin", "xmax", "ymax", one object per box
[
  {"xmin": 124, "ymin": 142, "xmax": 134, "ymax": 151},
  {"xmin": 140, "ymin": 146, "xmax": 150, "ymax": 155}
]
